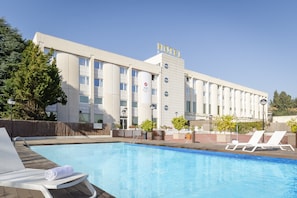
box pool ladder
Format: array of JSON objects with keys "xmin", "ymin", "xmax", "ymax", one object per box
[
  {"xmin": 131, "ymin": 135, "xmax": 141, "ymax": 143},
  {"xmin": 13, "ymin": 136, "xmax": 29, "ymax": 147}
]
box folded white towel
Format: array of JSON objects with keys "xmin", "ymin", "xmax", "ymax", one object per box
[{"xmin": 44, "ymin": 165, "xmax": 74, "ymax": 181}]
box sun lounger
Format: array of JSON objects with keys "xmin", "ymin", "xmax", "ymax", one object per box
[
  {"xmin": 0, "ymin": 127, "xmax": 97, "ymax": 198},
  {"xmin": 242, "ymin": 130, "xmax": 295, "ymax": 152},
  {"xmin": 225, "ymin": 130, "xmax": 265, "ymax": 151}
]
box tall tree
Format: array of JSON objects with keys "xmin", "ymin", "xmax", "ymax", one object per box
[
  {"xmin": 7, "ymin": 41, "xmax": 67, "ymax": 120},
  {"xmin": 0, "ymin": 18, "xmax": 27, "ymax": 111},
  {"xmin": 270, "ymin": 90, "xmax": 297, "ymax": 116}
]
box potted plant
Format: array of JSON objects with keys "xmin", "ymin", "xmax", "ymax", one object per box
[
  {"xmin": 214, "ymin": 115, "xmax": 236, "ymax": 143},
  {"xmin": 171, "ymin": 116, "xmax": 187, "ymax": 139},
  {"xmin": 140, "ymin": 119, "xmax": 154, "ymax": 140},
  {"xmin": 287, "ymin": 118, "xmax": 297, "ymax": 148},
  {"xmin": 153, "ymin": 130, "xmax": 165, "ymax": 140}
]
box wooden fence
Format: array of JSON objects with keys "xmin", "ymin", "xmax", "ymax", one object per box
[{"xmin": 0, "ymin": 119, "xmax": 110, "ymax": 137}]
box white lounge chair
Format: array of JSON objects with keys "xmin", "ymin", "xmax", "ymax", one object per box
[
  {"xmin": 0, "ymin": 127, "xmax": 97, "ymax": 198},
  {"xmin": 242, "ymin": 130, "xmax": 295, "ymax": 152},
  {"xmin": 225, "ymin": 130, "xmax": 265, "ymax": 151}
]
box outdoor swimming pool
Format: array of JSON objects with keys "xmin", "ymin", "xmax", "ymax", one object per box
[{"xmin": 31, "ymin": 143, "xmax": 297, "ymax": 198}]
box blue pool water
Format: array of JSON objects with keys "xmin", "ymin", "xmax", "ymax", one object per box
[{"xmin": 31, "ymin": 143, "xmax": 297, "ymax": 198}]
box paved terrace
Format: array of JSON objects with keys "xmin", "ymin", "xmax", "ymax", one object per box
[{"xmin": 1, "ymin": 137, "xmax": 297, "ymax": 197}]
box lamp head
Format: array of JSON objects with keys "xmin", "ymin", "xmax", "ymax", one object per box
[{"xmin": 260, "ymin": 98, "xmax": 267, "ymax": 105}]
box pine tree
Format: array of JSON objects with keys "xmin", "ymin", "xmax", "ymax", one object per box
[
  {"xmin": 8, "ymin": 41, "xmax": 67, "ymax": 120},
  {"xmin": 0, "ymin": 18, "xmax": 27, "ymax": 111}
]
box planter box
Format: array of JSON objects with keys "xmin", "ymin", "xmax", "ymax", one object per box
[
  {"xmin": 153, "ymin": 136, "xmax": 163, "ymax": 140},
  {"xmin": 173, "ymin": 133, "xmax": 185, "ymax": 139},
  {"xmin": 147, "ymin": 132, "xmax": 153, "ymax": 140},
  {"xmin": 216, "ymin": 133, "xmax": 231, "ymax": 143},
  {"xmin": 287, "ymin": 133, "xmax": 296, "ymax": 148}
]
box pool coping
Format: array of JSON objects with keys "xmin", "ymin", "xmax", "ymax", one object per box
[{"xmin": 24, "ymin": 136, "xmax": 297, "ymax": 160}]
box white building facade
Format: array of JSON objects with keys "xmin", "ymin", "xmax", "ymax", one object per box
[{"xmin": 33, "ymin": 32, "xmax": 268, "ymax": 129}]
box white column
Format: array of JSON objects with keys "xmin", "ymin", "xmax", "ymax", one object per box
[
  {"xmin": 138, "ymin": 71, "xmax": 152, "ymax": 124},
  {"xmin": 218, "ymin": 86, "xmax": 223, "ymax": 116},
  {"xmin": 103, "ymin": 63, "xmax": 120, "ymax": 127},
  {"xmin": 254, "ymin": 95, "xmax": 259, "ymax": 119},
  {"xmin": 235, "ymin": 90, "xmax": 241, "ymax": 117},
  {"xmin": 89, "ymin": 55, "xmax": 95, "ymax": 123},
  {"xmin": 231, "ymin": 89, "xmax": 235, "ymax": 115},
  {"xmin": 195, "ymin": 80, "xmax": 203, "ymax": 115},
  {"xmin": 127, "ymin": 66, "xmax": 132, "ymax": 127},
  {"xmin": 223, "ymin": 87, "xmax": 230, "ymax": 115},
  {"xmin": 210, "ymin": 83, "xmax": 218, "ymax": 116},
  {"xmin": 206, "ymin": 82, "xmax": 210, "ymax": 115},
  {"xmin": 245, "ymin": 92, "xmax": 251, "ymax": 118},
  {"xmin": 56, "ymin": 52, "xmax": 79, "ymax": 122}
]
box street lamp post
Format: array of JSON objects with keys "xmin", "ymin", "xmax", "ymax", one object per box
[
  {"xmin": 121, "ymin": 108, "xmax": 127, "ymax": 129},
  {"xmin": 150, "ymin": 104, "xmax": 155, "ymax": 132},
  {"xmin": 7, "ymin": 98, "xmax": 16, "ymax": 140},
  {"xmin": 121, "ymin": 107, "xmax": 127, "ymax": 137},
  {"xmin": 260, "ymin": 98, "xmax": 267, "ymax": 142}
]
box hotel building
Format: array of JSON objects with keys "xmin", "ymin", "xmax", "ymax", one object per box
[{"xmin": 33, "ymin": 32, "xmax": 268, "ymax": 129}]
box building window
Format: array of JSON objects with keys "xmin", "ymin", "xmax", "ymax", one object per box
[
  {"xmin": 80, "ymin": 96, "xmax": 89, "ymax": 103},
  {"xmin": 132, "ymin": 69, "xmax": 138, "ymax": 77},
  {"xmin": 120, "ymin": 67, "xmax": 127, "ymax": 75},
  {"xmin": 120, "ymin": 100, "xmax": 127, "ymax": 106},
  {"xmin": 94, "ymin": 97, "xmax": 102, "ymax": 104},
  {"xmin": 193, "ymin": 102, "xmax": 197, "ymax": 113},
  {"xmin": 44, "ymin": 48, "xmax": 50, "ymax": 54},
  {"xmin": 152, "ymin": 88, "xmax": 157, "ymax": 95},
  {"xmin": 164, "ymin": 91, "xmax": 169, "ymax": 97},
  {"xmin": 80, "ymin": 75, "xmax": 89, "ymax": 85},
  {"xmin": 186, "ymin": 101, "xmax": 191, "ymax": 112},
  {"xmin": 203, "ymin": 103, "xmax": 206, "ymax": 114},
  {"xmin": 94, "ymin": 78, "xmax": 103, "ymax": 87},
  {"xmin": 79, "ymin": 112, "xmax": 90, "ymax": 122},
  {"xmin": 43, "ymin": 48, "xmax": 57, "ymax": 58},
  {"xmin": 132, "ymin": 116, "xmax": 138, "ymax": 125},
  {"xmin": 79, "ymin": 57, "xmax": 89, "ymax": 67},
  {"xmin": 94, "ymin": 114, "xmax": 103, "ymax": 123},
  {"xmin": 164, "ymin": 105, "xmax": 168, "ymax": 111},
  {"xmin": 164, "ymin": 77, "xmax": 169, "ymax": 83},
  {"xmin": 132, "ymin": 102, "xmax": 138, "ymax": 108},
  {"xmin": 120, "ymin": 83, "xmax": 127, "ymax": 91},
  {"xmin": 94, "ymin": 60, "xmax": 103, "ymax": 70},
  {"xmin": 186, "ymin": 87, "xmax": 190, "ymax": 96},
  {"xmin": 132, "ymin": 85, "xmax": 138, "ymax": 93},
  {"xmin": 164, "ymin": 63, "xmax": 168, "ymax": 69}
]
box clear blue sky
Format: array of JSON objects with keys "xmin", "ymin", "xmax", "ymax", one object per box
[{"xmin": 1, "ymin": 0, "xmax": 297, "ymax": 100}]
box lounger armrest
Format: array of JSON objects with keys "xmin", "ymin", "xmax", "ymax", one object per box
[{"xmin": 40, "ymin": 173, "xmax": 88, "ymax": 189}]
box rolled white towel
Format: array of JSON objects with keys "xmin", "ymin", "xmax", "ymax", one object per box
[{"xmin": 44, "ymin": 165, "xmax": 74, "ymax": 181}]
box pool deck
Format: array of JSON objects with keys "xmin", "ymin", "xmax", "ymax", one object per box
[{"xmin": 2, "ymin": 137, "xmax": 297, "ymax": 197}]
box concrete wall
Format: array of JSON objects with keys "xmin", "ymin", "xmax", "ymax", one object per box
[{"xmin": 272, "ymin": 115, "xmax": 297, "ymax": 123}]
